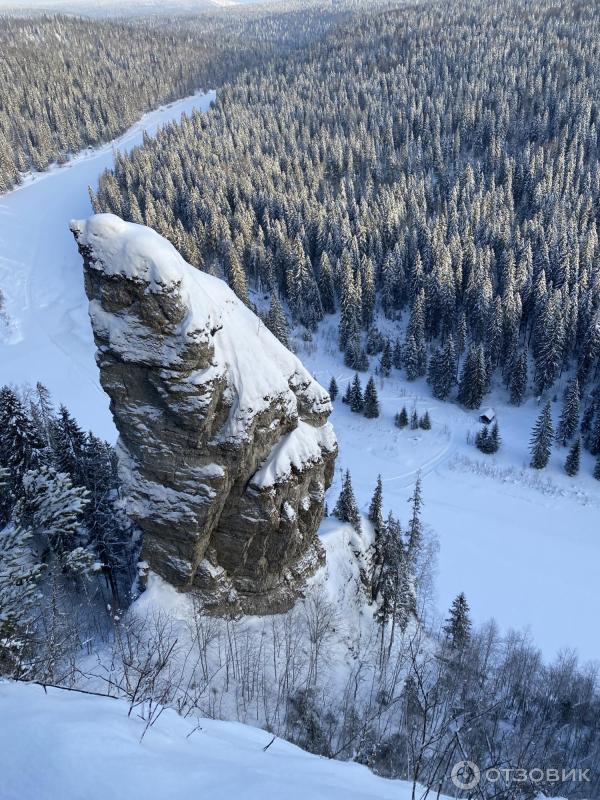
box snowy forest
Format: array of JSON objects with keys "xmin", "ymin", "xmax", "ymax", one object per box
[
  {"xmin": 0, "ymin": 1, "xmax": 354, "ymax": 192},
  {"xmin": 1, "ymin": 381, "xmax": 599, "ymax": 798},
  {"xmin": 93, "ymin": 0, "xmax": 600, "ymax": 479},
  {"xmin": 1, "ymin": 0, "xmax": 600, "ymax": 797}
]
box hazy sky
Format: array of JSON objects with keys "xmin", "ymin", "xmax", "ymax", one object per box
[{"xmin": 0, "ymin": 0, "xmax": 268, "ymax": 10}]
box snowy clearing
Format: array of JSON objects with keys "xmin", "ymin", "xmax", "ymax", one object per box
[
  {"xmin": 0, "ymin": 680, "xmax": 425, "ymax": 800},
  {"xmin": 297, "ymin": 318, "xmax": 600, "ymax": 664}
]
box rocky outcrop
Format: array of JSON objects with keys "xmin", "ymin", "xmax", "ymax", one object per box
[{"xmin": 70, "ymin": 214, "xmax": 337, "ymax": 615}]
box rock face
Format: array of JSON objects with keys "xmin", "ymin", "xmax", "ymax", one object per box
[{"xmin": 71, "ymin": 214, "xmax": 337, "ymax": 615}]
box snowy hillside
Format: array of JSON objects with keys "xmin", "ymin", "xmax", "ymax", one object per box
[{"xmin": 0, "ymin": 681, "xmax": 423, "ymax": 800}]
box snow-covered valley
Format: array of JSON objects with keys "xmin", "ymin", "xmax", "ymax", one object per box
[
  {"xmin": 0, "ymin": 87, "xmax": 598, "ymax": 664},
  {"xmin": 0, "ymin": 89, "xmax": 215, "ymax": 442}
]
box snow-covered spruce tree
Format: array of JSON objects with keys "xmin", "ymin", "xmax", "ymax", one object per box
[
  {"xmin": 476, "ymin": 422, "xmax": 500, "ymax": 454},
  {"xmin": 0, "ymin": 466, "xmax": 11, "ymax": 527},
  {"xmin": 317, "ymin": 252, "xmax": 335, "ymax": 315},
  {"xmin": 50, "ymin": 405, "xmax": 87, "ymax": 484},
  {"xmin": 266, "ymin": 293, "xmax": 289, "ymax": 348},
  {"xmin": 427, "ymin": 335, "xmax": 456, "ymax": 400},
  {"xmin": 366, "ymin": 328, "xmax": 384, "ymax": 356},
  {"xmin": 342, "ymin": 382, "xmax": 351, "ymax": 404},
  {"xmin": 349, "ymin": 374, "xmax": 364, "ymax": 413},
  {"xmin": 226, "ymin": 245, "xmax": 249, "ymax": 306},
  {"xmin": 475, "ymin": 426, "xmax": 490, "ymax": 453},
  {"xmin": 0, "ymin": 387, "xmax": 42, "ymax": 499},
  {"xmin": 402, "ymin": 291, "xmax": 427, "ymax": 381},
  {"xmin": 328, "ymin": 377, "xmax": 338, "ymax": 401},
  {"xmin": 392, "ymin": 339, "xmax": 403, "ymax": 370},
  {"xmin": 594, "ymin": 455, "xmax": 600, "ymax": 481},
  {"xmin": 363, "ymin": 378, "xmax": 380, "ymax": 418},
  {"xmin": 488, "ymin": 421, "xmax": 501, "ymax": 453},
  {"xmin": 368, "ymin": 475, "xmax": 383, "ymax": 532},
  {"xmin": 589, "ymin": 410, "xmax": 600, "ymax": 456},
  {"xmin": 403, "ymin": 335, "xmax": 426, "ymax": 382},
  {"xmin": 530, "ymin": 401, "xmax": 554, "ymax": 469},
  {"xmin": 457, "ymin": 344, "xmax": 487, "ymax": 409},
  {"xmin": 419, "ymin": 411, "xmax": 431, "ymax": 430},
  {"xmin": 344, "ymin": 337, "xmax": 368, "ymax": 372},
  {"xmin": 338, "ymin": 257, "xmax": 359, "ymax": 351},
  {"xmin": 80, "ymin": 433, "xmax": 133, "ymax": 602},
  {"xmin": 15, "ymin": 466, "xmax": 89, "ymax": 565},
  {"xmin": 509, "ymin": 350, "xmax": 528, "ymax": 406},
  {"xmin": 564, "ymin": 438, "xmax": 581, "ymax": 477},
  {"xmin": 577, "ymin": 309, "xmax": 600, "ymax": 388},
  {"xmin": 406, "ymin": 476, "xmax": 423, "ymax": 568},
  {"xmin": 333, "ymin": 470, "xmax": 361, "ymax": 531},
  {"xmin": 0, "ymin": 523, "xmax": 44, "ymax": 677},
  {"xmin": 286, "ymin": 237, "xmax": 323, "ymax": 330},
  {"xmin": 368, "ymin": 476, "xmax": 384, "ymax": 601},
  {"xmin": 379, "ymin": 339, "xmax": 392, "ymax": 376},
  {"xmin": 443, "ymin": 592, "xmax": 471, "ymax": 650},
  {"xmin": 374, "ymin": 513, "xmax": 415, "ymax": 647},
  {"xmin": 395, "ymin": 407, "xmax": 408, "ymax": 429},
  {"xmin": 533, "ymin": 292, "xmax": 564, "ymax": 396},
  {"xmin": 556, "ymin": 378, "xmax": 580, "ymax": 446},
  {"xmin": 361, "ymin": 257, "xmax": 376, "ymax": 330}
]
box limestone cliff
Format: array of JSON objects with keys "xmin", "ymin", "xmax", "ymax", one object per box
[{"xmin": 71, "ymin": 214, "xmax": 337, "ymax": 614}]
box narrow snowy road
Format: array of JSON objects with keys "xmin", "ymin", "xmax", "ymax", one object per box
[{"xmin": 0, "ymin": 90, "xmax": 215, "ymax": 441}]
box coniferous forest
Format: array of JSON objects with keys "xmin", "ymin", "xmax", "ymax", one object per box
[
  {"xmin": 94, "ymin": 0, "xmax": 600, "ymax": 461},
  {"xmin": 0, "ymin": 3, "xmax": 351, "ymax": 192},
  {"xmin": 1, "ymin": 1, "xmax": 600, "ymax": 797}
]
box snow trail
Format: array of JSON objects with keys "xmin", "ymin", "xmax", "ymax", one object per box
[{"xmin": 0, "ymin": 90, "xmax": 215, "ymax": 441}]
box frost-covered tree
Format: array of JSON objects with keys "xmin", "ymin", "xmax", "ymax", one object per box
[
  {"xmin": 556, "ymin": 378, "xmax": 580, "ymax": 446},
  {"xmin": 458, "ymin": 345, "xmax": 487, "ymax": 409},
  {"xmin": 15, "ymin": 466, "xmax": 89, "ymax": 560},
  {"xmin": 564, "ymin": 438, "xmax": 581, "ymax": 477},
  {"xmin": 509, "ymin": 351, "xmax": 528, "ymax": 406},
  {"xmin": 530, "ymin": 401, "xmax": 554, "ymax": 469},
  {"xmin": 349, "ymin": 374, "xmax": 364, "ymax": 413},
  {"xmin": 266, "ymin": 294, "xmax": 289, "ymax": 348},
  {"xmin": 379, "ymin": 339, "xmax": 392, "ymax": 376},
  {"xmin": 395, "ymin": 407, "xmax": 408, "ymax": 429},
  {"xmin": 368, "ymin": 475, "xmax": 383, "ymax": 531},
  {"xmin": 428, "ymin": 336, "xmax": 456, "ymax": 400},
  {"xmin": 406, "ymin": 476, "xmax": 423, "ymax": 567},
  {"xmin": 328, "ymin": 376, "xmax": 338, "ymax": 402},
  {"xmin": 443, "ymin": 592, "xmax": 471, "ymax": 649},
  {"xmin": 374, "ymin": 513, "xmax": 415, "ymax": 640},
  {"xmin": 0, "ymin": 387, "xmax": 42, "ymax": 497},
  {"xmin": 363, "ymin": 378, "xmax": 380, "ymax": 418},
  {"xmin": 476, "ymin": 421, "xmax": 500, "ymax": 454},
  {"xmin": 0, "ymin": 523, "xmax": 44, "ymax": 675},
  {"xmin": 419, "ymin": 412, "xmax": 431, "ymax": 431},
  {"xmin": 333, "ymin": 470, "xmax": 361, "ymax": 531}
]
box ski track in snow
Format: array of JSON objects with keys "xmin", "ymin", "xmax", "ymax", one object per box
[{"xmin": 0, "ymin": 89, "xmax": 215, "ymax": 441}]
